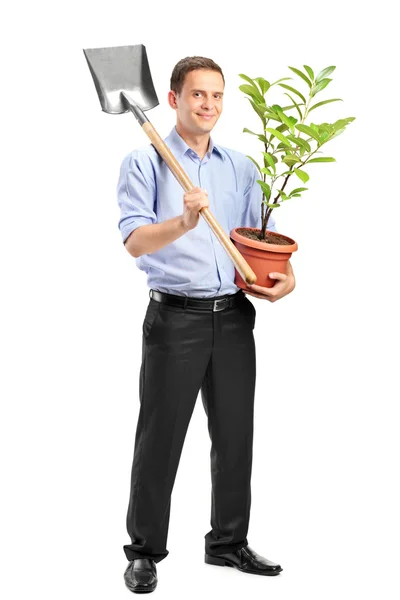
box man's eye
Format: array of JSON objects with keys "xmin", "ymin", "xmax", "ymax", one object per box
[{"xmin": 193, "ymin": 93, "xmax": 221, "ymax": 99}]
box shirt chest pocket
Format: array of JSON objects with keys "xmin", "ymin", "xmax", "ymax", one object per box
[{"xmin": 214, "ymin": 189, "xmax": 242, "ymax": 231}]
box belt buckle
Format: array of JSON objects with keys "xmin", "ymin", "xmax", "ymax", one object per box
[{"xmin": 213, "ymin": 297, "xmax": 229, "ymax": 312}]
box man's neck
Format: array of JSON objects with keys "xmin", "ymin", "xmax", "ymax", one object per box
[{"xmin": 175, "ymin": 123, "xmax": 210, "ymax": 160}]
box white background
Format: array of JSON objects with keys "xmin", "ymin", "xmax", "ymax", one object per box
[{"xmin": 1, "ymin": 1, "xmax": 399, "ymax": 598}]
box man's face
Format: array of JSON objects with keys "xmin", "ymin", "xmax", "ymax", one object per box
[{"xmin": 169, "ymin": 69, "xmax": 224, "ymax": 135}]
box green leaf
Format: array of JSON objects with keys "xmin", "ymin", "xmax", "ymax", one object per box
[
  {"xmin": 294, "ymin": 168, "xmax": 310, "ymax": 183},
  {"xmin": 290, "ymin": 187, "xmax": 308, "ymax": 195},
  {"xmin": 238, "ymin": 74, "xmax": 260, "ymax": 90},
  {"xmin": 246, "ymin": 98, "xmax": 266, "ymax": 123},
  {"xmin": 277, "ymin": 190, "xmax": 289, "ymax": 200},
  {"xmin": 276, "ymin": 123, "xmax": 290, "ymax": 133},
  {"xmin": 256, "ymin": 180, "xmax": 271, "ymax": 200},
  {"xmin": 309, "ymin": 98, "xmax": 343, "ymax": 112},
  {"xmin": 332, "ymin": 128, "xmax": 345, "ymax": 138},
  {"xmin": 307, "ymin": 157, "xmax": 336, "ymax": 163},
  {"xmin": 260, "ymin": 167, "xmax": 274, "ymax": 176},
  {"xmin": 312, "ymin": 78, "xmax": 332, "ymax": 96},
  {"xmin": 243, "ymin": 127, "xmax": 259, "ymax": 136},
  {"xmin": 245, "ymin": 155, "xmax": 262, "ymax": 173},
  {"xmin": 333, "ymin": 117, "xmax": 355, "ymax": 130},
  {"xmin": 264, "ymin": 110, "xmax": 283, "ymax": 122},
  {"xmin": 303, "ymin": 65, "xmax": 314, "ymax": 81},
  {"xmin": 315, "ymin": 66, "xmax": 336, "ymax": 82},
  {"xmin": 239, "ymin": 83, "xmax": 259, "ymax": 97},
  {"xmin": 282, "ymin": 155, "xmax": 300, "ymax": 166},
  {"xmin": 276, "ymin": 108, "xmax": 297, "ymax": 133},
  {"xmin": 243, "ymin": 128, "xmax": 269, "ymax": 145},
  {"xmin": 262, "ymin": 152, "xmax": 277, "ymax": 172},
  {"xmin": 278, "ymin": 83, "xmax": 306, "ymax": 104},
  {"xmin": 283, "ymin": 93, "xmax": 303, "ymax": 120},
  {"xmin": 239, "ymin": 84, "xmax": 265, "ymax": 104},
  {"xmin": 327, "ymin": 121, "xmax": 352, "ymax": 139},
  {"xmin": 289, "ymin": 66, "xmax": 312, "ymax": 88},
  {"xmin": 271, "ymin": 77, "xmax": 292, "ymax": 86},
  {"xmin": 254, "ymin": 77, "xmax": 270, "ymax": 95},
  {"xmin": 265, "ymin": 202, "xmax": 280, "ymax": 208},
  {"xmin": 266, "ymin": 127, "xmax": 292, "ymax": 147},
  {"xmin": 318, "ymin": 123, "xmax": 334, "ymax": 134},
  {"xmin": 286, "ymin": 135, "xmax": 311, "ymax": 153},
  {"xmin": 296, "ymin": 124, "xmax": 321, "ymax": 143}
]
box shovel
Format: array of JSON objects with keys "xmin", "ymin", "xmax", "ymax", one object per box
[{"xmin": 83, "ymin": 44, "xmax": 257, "ymax": 285}]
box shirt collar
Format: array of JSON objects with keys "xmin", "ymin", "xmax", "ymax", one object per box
[{"xmin": 164, "ymin": 125, "xmax": 225, "ymax": 161}]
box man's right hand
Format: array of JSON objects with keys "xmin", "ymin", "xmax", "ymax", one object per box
[{"xmin": 182, "ymin": 187, "xmax": 209, "ymax": 231}]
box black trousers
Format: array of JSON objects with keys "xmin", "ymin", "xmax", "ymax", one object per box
[{"xmin": 123, "ymin": 289, "xmax": 257, "ymax": 563}]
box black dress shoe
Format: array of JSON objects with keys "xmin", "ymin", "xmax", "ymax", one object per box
[
  {"xmin": 124, "ymin": 558, "xmax": 157, "ymax": 593},
  {"xmin": 205, "ymin": 545, "xmax": 282, "ymax": 576}
]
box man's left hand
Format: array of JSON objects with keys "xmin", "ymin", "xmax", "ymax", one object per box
[{"xmin": 244, "ymin": 262, "xmax": 296, "ymax": 302}]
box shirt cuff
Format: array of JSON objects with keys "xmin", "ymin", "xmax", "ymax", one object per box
[{"xmin": 120, "ymin": 217, "xmax": 155, "ymax": 244}]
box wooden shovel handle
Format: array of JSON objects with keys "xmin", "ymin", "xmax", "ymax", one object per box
[{"xmin": 142, "ymin": 122, "xmax": 257, "ymax": 285}]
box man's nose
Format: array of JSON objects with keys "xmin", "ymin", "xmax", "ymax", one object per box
[{"xmin": 202, "ymin": 95, "xmax": 214, "ymax": 109}]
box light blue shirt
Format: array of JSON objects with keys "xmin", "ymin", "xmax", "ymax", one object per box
[{"xmin": 117, "ymin": 125, "xmax": 277, "ymax": 298}]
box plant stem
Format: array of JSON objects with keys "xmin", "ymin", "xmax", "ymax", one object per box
[{"xmin": 260, "ymin": 138, "xmax": 269, "ymax": 239}]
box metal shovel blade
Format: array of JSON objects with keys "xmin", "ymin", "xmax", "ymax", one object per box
[{"xmin": 83, "ymin": 44, "xmax": 159, "ymax": 114}]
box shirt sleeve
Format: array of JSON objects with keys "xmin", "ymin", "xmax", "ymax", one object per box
[
  {"xmin": 240, "ymin": 160, "xmax": 277, "ymax": 232},
  {"xmin": 116, "ymin": 150, "xmax": 158, "ymax": 244}
]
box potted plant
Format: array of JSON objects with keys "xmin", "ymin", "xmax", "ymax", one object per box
[{"xmin": 230, "ymin": 64, "xmax": 355, "ymax": 289}]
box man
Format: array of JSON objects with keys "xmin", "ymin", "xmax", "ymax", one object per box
[{"xmin": 117, "ymin": 56, "xmax": 295, "ymax": 594}]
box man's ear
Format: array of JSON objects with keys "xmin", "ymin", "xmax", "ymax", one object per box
[{"xmin": 167, "ymin": 90, "xmax": 178, "ymax": 110}]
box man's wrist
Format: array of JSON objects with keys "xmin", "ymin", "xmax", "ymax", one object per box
[{"xmin": 179, "ymin": 215, "xmax": 190, "ymax": 233}]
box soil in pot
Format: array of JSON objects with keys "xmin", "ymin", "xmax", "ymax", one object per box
[{"xmin": 236, "ymin": 227, "xmax": 294, "ymax": 245}]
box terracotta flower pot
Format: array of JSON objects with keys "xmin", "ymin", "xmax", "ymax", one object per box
[{"xmin": 230, "ymin": 227, "xmax": 298, "ymax": 289}]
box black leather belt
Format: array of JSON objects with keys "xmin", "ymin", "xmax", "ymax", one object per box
[{"xmin": 149, "ymin": 289, "xmax": 244, "ymax": 312}]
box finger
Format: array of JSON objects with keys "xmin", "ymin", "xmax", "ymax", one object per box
[
  {"xmin": 247, "ymin": 283, "xmax": 274, "ymax": 295},
  {"xmin": 185, "ymin": 191, "xmax": 208, "ymax": 202},
  {"xmin": 244, "ymin": 290, "xmax": 272, "ymax": 300},
  {"xmin": 185, "ymin": 197, "xmax": 205, "ymax": 208},
  {"xmin": 268, "ymin": 272, "xmax": 287, "ymax": 281}
]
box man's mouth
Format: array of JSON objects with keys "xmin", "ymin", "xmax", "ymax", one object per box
[{"xmin": 197, "ymin": 114, "xmax": 214, "ymax": 120}]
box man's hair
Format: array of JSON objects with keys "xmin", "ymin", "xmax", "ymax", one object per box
[{"xmin": 170, "ymin": 56, "xmax": 225, "ymax": 96}]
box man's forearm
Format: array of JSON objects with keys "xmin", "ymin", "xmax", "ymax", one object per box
[{"xmin": 124, "ymin": 215, "xmax": 188, "ymax": 257}]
